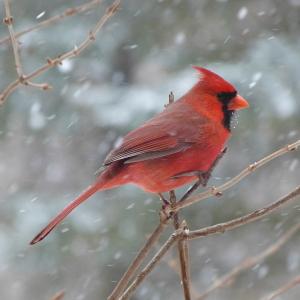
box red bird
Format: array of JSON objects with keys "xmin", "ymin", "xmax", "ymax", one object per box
[{"xmin": 30, "ymin": 67, "xmax": 249, "ymax": 244}]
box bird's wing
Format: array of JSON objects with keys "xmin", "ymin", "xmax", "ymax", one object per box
[
  {"xmin": 104, "ymin": 128, "xmax": 191, "ymax": 165},
  {"xmin": 104, "ymin": 103, "xmax": 210, "ymax": 165}
]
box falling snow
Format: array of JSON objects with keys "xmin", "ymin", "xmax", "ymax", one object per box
[
  {"xmin": 126, "ymin": 203, "xmax": 135, "ymax": 210},
  {"xmin": 249, "ymin": 72, "xmax": 262, "ymax": 88},
  {"xmin": 123, "ymin": 44, "xmax": 138, "ymax": 50},
  {"xmin": 237, "ymin": 7, "xmax": 248, "ymax": 20},
  {"xmin": 287, "ymin": 251, "xmax": 299, "ymax": 272},
  {"xmin": 57, "ymin": 59, "xmax": 74, "ymax": 73},
  {"xmin": 257, "ymin": 265, "xmax": 269, "ymax": 279},
  {"xmin": 113, "ymin": 251, "xmax": 122, "ymax": 260},
  {"xmin": 36, "ymin": 11, "xmax": 45, "ymax": 19},
  {"xmin": 29, "ymin": 102, "xmax": 46, "ymax": 130},
  {"xmin": 175, "ymin": 32, "xmax": 186, "ymax": 45}
]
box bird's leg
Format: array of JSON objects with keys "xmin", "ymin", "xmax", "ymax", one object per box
[
  {"xmin": 179, "ymin": 172, "xmax": 207, "ymax": 202},
  {"xmin": 158, "ymin": 193, "xmax": 170, "ymax": 207},
  {"xmin": 159, "ymin": 193, "xmax": 174, "ymax": 220},
  {"xmin": 179, "ymin": 147, "xmax": 227, "ymax": 203}
]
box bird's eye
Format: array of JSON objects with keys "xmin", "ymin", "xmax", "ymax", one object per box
[{"xmin": 217, "ymin": 91, "xmax": 237, "ymax": 104}]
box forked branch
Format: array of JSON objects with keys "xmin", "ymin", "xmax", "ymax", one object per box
[
  {"xmin": 0, "ymin": 0, "xmax": 103, "ymax": 46},
  {"xmin": 3, "ymin": 0, "xmax": 49, "ymax": 90},
  {"xmin": 0, "ymin": 0, "xmax": 121, "ymax": 104},
  {"xmin": 117, "ymin": 185, "xmax": 300, "ymax": 299},
  {"xmin": 3, "ymin": 0, "xmax": 23, "ymax": 77}
]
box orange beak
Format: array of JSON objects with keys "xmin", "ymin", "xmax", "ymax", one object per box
[{"xmin": 228, "ymin": 94, "xmax": 249, "ymax": 111}]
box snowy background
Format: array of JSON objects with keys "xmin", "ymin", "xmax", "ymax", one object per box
[{"xmin": 0, "ymin": 0, "xmax": 300, "ymax": 299}]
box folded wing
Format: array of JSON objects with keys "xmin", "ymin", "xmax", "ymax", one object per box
[{"xmin": 104, "ymin": 103, "xmax": 210, "ymax": 165}]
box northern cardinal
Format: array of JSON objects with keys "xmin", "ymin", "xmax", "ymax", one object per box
[{"xmin": 30, "ymin": 66, "xmax": 249, "ymax": 245}]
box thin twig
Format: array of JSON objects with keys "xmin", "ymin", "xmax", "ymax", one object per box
[
  {"xmin": 3, "ymin": 0, "xmax": 51, "ymax": 93},
  {"xmin": 167, "ymin": 92, "xmax": 191, "ymax": 300},
  {"xmin": 0, "ymin": 0, "xmax": 121, "ymax": 104},
  {"xmin": 164, "ymin": 91, "xmax": 174, "ymax": 108},
  {"xmin": 163, "ymin": 256, "xmax": 200, "ymax": 298},
  {"xmin": 181, "ymin": 224, "xmax": 191, "ymax": 298},
  {"xmin": 197, "ymin": 223, "xmax": 300, "ymax": 299},
  {"xmin": 3, "ymin": 0, "xmax": 23, "ymax": 76},
  {"xmin": 261, "ymin": 275, "xmax": 300, "ymax": 300},
  {"xmin": 108, "ymin": 212, "xmax": 169, "ymax": 300},
  {"xmin": 0, "ymin": 0, "xmax": 102, "ymax": 46},
  {"xmin": 169, "ymin": 191, "xmax": 191, "ymax": 300},
  {"xmin": 188, "ymin": 185, "xmax": 300, "ymax": 240},
  {"xmin": 119, "ymin": 226, "xmax": 184, "ymax": 300},
  {"xmin": 173, "ymin": 140, "xmax": 300, "ymax": 212}
]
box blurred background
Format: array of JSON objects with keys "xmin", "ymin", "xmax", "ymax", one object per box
[{"xmin": 0, "ymin": 0, "xmax": 300, "ymax": 299}]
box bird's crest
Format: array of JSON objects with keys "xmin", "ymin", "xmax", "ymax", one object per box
[{"xmin": 193, "ymin": 66, "xmax": 236, "ymax": 94}]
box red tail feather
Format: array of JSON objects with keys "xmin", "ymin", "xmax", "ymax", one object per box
[{"xmin": 30, "ymin": 182, "xmax": 101, "ymax": 245}]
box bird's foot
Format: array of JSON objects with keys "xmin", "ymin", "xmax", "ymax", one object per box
[
  {"xmin": 160, "ymin": 204, "xmax": 173, "ymax": 221},
  {"xmin": 158, "ymin": 192, "xmax": 177, "ymax": 220}
]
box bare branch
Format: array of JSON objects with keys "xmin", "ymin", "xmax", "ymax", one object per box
[
  {"xmin": 166, "ymin": 92, "xmax": 191, "ymax": 300},
  {"xmin": 108, "ymin": 211, "xmax": 169, "ymax": 300},
  {"xmin": 24, "ymin": 80, "xmax": 51, "ymax": 90},
  {"xmin": 0, "ymin": 0, "xmax": 121, "ymax": 104},
  {"xmin": 2, "ymin": 0, "xmax": 52, "ymax": 96},
  {"xmin": 119, "ymin": 226, "xmax": 184, "ymax": 300},
  {"xmin": 169, "ymin": 191, "xmax": 192, "ymax": 300},
  {"xmin": 181, "ymin": 224, "xmax": 191, "ymax": 299},
  {"xmin": 117, "ymin": 185, "xmax": 300, "ymax": 300},
  {"xmin": 3, "ymin": 0, "xmax": 23, "ymax": 77},
  {"xmin": 188, "ymin": 185, "xmax": 300, "ymax": 240},
  {"xmin": 261, "ymin": 275, "xmax": 300, "ymax": 300},
  {"xmin": 197, "ymin": 223, "xmax": 300, "ymax": 299},
  {"xmin": 0, "ymin": 0, "xmax": 102, "ymax": 46},
  {"xmin": 173, "ymin": 139, "xmax": 300, "ymax": 212},
  {"xmin": 162, "ymin": 256, "xmax": 200, "ymax": 298}
]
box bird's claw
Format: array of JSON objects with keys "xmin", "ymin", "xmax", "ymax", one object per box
[
  {"xmin": 158, "ymin": 193, "xmax": 175, "ymax": 220},
  {"xmin": 161, "ymin": 204, "xmax": 173, "ymax": 220}
]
